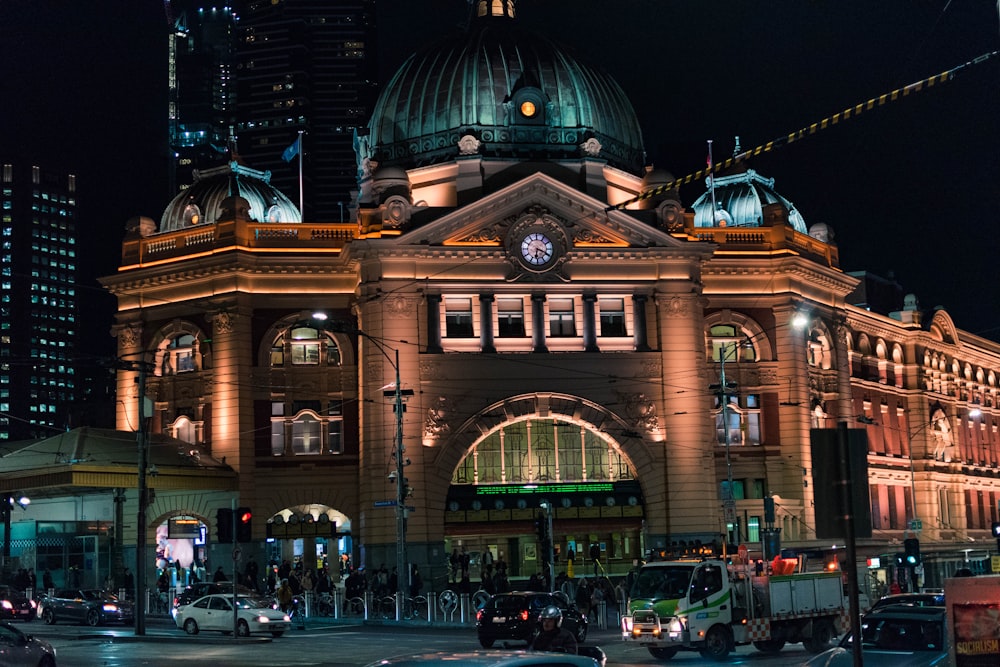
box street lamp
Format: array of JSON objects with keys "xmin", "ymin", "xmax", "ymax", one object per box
[
  {"xmin": 1, "ymin": 493, "xmax": 30, "ymax": 582},
  {"xmin": 710, "ymin": 337, "xmax": 753, "ymax": 547},
  {"xmin": 114, "ymin": 352, "xmax": 154, "ymax": 636},
  {"xmin": 315, "ymin": 314, "xmax": 413, "ymax": 612}
]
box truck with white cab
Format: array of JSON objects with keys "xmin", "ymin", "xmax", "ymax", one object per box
[{"xmin": 621, "ymin": 558, "xmax": 848, "ymax": 661}]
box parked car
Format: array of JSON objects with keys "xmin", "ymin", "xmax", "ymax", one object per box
[
  {"xmin": 0, "ymin": 585, "xmax": 36, "ymax": 622},
  {"xmin": 803, "ymin": 605, "xmax": 947, "ymax": 667},
  {"xmin": 868, "ymin": 592, "xmax": 944, "ymax": 612},
  {"xmin": 476, "ymin": 591, "xmax": 588, "ymax": 648},
  {"xmin": 0, "ymin": 621, "xmax": 56, "ymax": 667},
  {"xmin": 363, "ymin": 650, "xmax": 600, "ymax": 667},
  {"xmin": 36, "ymin": 589, "xmax": 133, "ymax": 626},
  {"xmin": 173, "ymin": 594, "xmax": 290, "ymax": 637}
]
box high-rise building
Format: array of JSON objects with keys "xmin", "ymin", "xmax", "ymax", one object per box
[
  {"xmin": 165, "ymin": 1, "xmax": 239, "ymax": 195},
  {"xmin": 0, "ymin": 162, "xmax": 78, "ymax": 440},
  {"xmin": 165, "ymin": 1, "xmax": 379, "ymax": 222}
]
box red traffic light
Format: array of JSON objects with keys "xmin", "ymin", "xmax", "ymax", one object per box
[{"xmin": 239, "ymin": 510, "xmax": 252, "ymax": 524}]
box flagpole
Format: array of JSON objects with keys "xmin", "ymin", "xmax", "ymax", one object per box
[{"xmin": 297, "ymin": 130, "xmax": 304, "ymax": 218}]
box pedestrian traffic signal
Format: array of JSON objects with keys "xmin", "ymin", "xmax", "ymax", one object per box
[
  {"xmin": 217, "ymin": 508, "xmax": 233, "ymax": 544},
  {"xmin": 535, "ymin": 512, "xmax": 548, "ymax": 542},
  {"xmin": 992, "ymin": 521, "xmax": 1000, "ymax": 538},
  {"xmin": 903, "ymin": 537, "xmax": 921, "ymax": 566},
  {"xmin": 236, "ymin": 507, "xmax": 252, "ymax": 543},
  {"xmin": 893, "ymin": 552, "xmax": 906, "ymax": 567}
]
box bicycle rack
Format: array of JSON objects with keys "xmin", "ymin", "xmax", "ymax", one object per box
[{"xmin": 438, "ymin": 589, "xmax": 458, "ymax": 622}]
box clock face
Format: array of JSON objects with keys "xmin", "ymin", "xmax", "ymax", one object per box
[{"xmin": 521, "ymin": 232, "xmax": 554, "ymax": 266}]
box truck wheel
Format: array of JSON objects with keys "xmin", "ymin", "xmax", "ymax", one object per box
[
  {"xmin": 699, "ymin": 626, "xmax": 731, "ymax": 661},
  {"xmin": 647, "ymin": 646, "xmax": 678, "ymax": 660},
  {"xmin": 805, "ymin": 619, "xmax": 836, "ymax": 653},
  {"xmin": 753, "ymin": 639, "xmax": 786, "ymax": 653}
]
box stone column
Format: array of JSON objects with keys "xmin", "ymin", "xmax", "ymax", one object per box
[
  {"xmin": 632, "ymin": 294, "xmax": 651, "ymax": 352},
  {"xmin": 654, "ymin": 290, "xmax": 714, "ymax": 545},
  {"xmin": 531, "ymin": 294, "xmax": 548, "ymax": 353},
  {"xmin": 479, "ymin": 294, "xmax": 495, "ymax": 353},
  {"xmin": 582, "ymin": 293, "xmax": 599, "ymax": 353},
  {"xmin": 425, "ymin": 294, "xmax": 442, "ymax": 353}
]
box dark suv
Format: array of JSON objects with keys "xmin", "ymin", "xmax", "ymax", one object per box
[{"xmin": 476, "ymin": 591, "xmax": 587, "ymax": 648}]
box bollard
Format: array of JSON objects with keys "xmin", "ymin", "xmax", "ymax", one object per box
[
  {"xmin": 459, "ymin": 593, "xmax": 468, "ymax": 624},
  {"xmin": 428, "ymin": 592, "xmax": 437, "ymax": 623},
  {"xmin": 396, "ymin": 591, "xmax": 403, "ymax": 621},
  {"xmin": 304, "ymin": 591, "xmax": 311, "ymax": 618},
  {"xmin": 364, "ymin": 591, "xmax": 371, "ymax": 620},
  {"xmin": 333, "ymin": 588, "xmax": 341, "ymax": 620},
  {"xmin": 597, "ymin": 601, "xmax": 607, "ymax": 630}
]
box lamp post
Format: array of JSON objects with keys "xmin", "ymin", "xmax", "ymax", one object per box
[
  {"xmin": 114, "ymin": 352, "xmax": 154, "ymax": 636},
  {"xmin": 317, "ymin": 315, "xmax": 413, "ymax": 610},
  {"xmin": 1, "ymin": 494, "xmax": 29, "ymax": 582},
  {"xmin": 539, "ymin": 501, "xmax": 555, "ymax": 592},
  {"xmin": 711, "ymin": 338, "xmax": 751, "ymax": 547}
]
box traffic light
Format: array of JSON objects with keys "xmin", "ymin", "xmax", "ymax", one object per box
[
  {"xmin": 903, "ymin": 538, "xmax": 921, "ymax": 566},
  {"xmin": 216, "ymin": 508, "xmax": 233, "ymax": 543},
  {"xmin": 893, "ymin": 552, "xmax": 906, "ymax": 567},
  {"xmin": 535, "ymin": 512, "xmax": 547, "ymax": 541},
  {"xmin": 235, "ymin": 507, "xmax": 252, "ymax": 543},
  {"xmin": 991, "ymin": 521, "xmax": 1000, "ymax": 538}
]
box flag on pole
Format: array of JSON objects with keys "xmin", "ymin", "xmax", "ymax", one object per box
[{"xmin": 282, "ymin": 135, "xmax": 301, "ymax": 162}]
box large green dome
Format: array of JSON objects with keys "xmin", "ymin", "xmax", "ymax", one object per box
[{"xmin": 365, "ymin": 3, "xmax": 645, "ymax": 173}]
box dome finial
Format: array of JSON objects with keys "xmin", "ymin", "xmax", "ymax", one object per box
[{"xmin": 475, "ymin": 0, "xmax": 515, "ymax": 19}]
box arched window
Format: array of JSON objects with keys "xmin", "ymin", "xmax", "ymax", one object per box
[
  {"xmin": 451, "ymin": 417, "xmax": 635, "ymax": 485},
  {"xmin": 708, "ymin": 325, "xmax": 756, "ymax": 362},
  {"xmin": 155, "ymin": 331, "xmax": 202, "ymax": 377},
  {"xmin": 169, "ymin": 415, "xmax": 197, "ymax": 444},
  {"xmin": 270, "ymin": 324, "xmax": 341, "ymax": 367}
]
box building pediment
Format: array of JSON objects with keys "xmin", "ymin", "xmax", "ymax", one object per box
[{"xmin": 400, "ymin": 172, "xmax": 683, "ymax": 253}]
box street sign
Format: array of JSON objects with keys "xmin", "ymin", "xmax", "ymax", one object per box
[
  {"xmin": 374, "ymin": 500, "xmax": 397, "ymax": 508},
  {"xmin": 737, "ymin": 544, "xmax": 748, "ymax": 561},
  {"xmin": 909, "ymin": 519, "xmax": 923, "ymax": 531},
  {"xmin": 724, "ymin": 499, "xmax": 736, "ymax": 524},
  {"xmin": 991, "ymin": 555, "xmax": 1000, "ymax": 573}
]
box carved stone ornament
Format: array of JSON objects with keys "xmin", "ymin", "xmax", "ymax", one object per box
[
  {"xmin": 384, "ymin": 295, "xmax": 416, "ymax": 317},
  {"xmin": 119, "ymin": 323, "xmax": 140, "ymax": 348},
  {"xmin": 619, "ymin": 391, "xmax": 660, "ymax": 434},
  {"xmin": 424, "ymin": 396, "xmax": 452, "ymax": 439},
  {"xmin": 572, "ymin": 228, "xmax": 616, "ymax": 245},
  {"xmin": 381, "ymin": 195, "xmax": 411, "ymax": 229},
  {"xmin": 579, "ymin": 137, "xmax": 602, "ymax": 157},
  {"xmin": 213, "ymin": 311, "xmax": 234, "ymax": 334},
  {"xmin": 457, "ymin": 133, "xmax": 482, "ymax": 156}
]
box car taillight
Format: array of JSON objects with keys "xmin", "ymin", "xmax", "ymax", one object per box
[
  {"xmin": 476, "ymin": 609, "xmax": 483, "ymax": 621},
  {"xmin": 520, "ymin": 610, "xmax": 529, "ymax": 621},
  {"xmin": 173, "ymin": 598, "xmax": 179, "ymax": 607}
]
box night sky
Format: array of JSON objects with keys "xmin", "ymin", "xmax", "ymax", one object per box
[{"xmin": 2, "ymin": 1, "xmax": 999, "ymax": 343}]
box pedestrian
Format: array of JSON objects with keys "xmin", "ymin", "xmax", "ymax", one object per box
[
  {"xmin": 123, "ymin": 567, "xmax": 135, "ymax": 593},
  {"xmin": 276, "ymin": 579, "xmax": 293, "ymax": 613},
  {"xmin": 213, "ymin": 566, "xmax": 227, "ymax": 582}
]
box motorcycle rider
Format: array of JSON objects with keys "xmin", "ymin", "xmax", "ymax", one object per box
[{"xmin": 532, "ymin": 605, "xmax": 578, "ymax": 654}]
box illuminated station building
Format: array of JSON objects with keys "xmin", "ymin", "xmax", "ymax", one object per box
[{"xmin": 91, "ymin": 1, "xmax": 1000, "ymax": 593}]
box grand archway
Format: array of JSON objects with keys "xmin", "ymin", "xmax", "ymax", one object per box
[{"xmin": 440, "ymin": 394, "xmax": 650, "ymax": 582}]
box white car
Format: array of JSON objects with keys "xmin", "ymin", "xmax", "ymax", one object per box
[
  {"xmin": 0, "ymin": 621, "xmax": 56, "ymax": 667},
  {"xmin": 173, "ymin": 594, "xmax": 290, "ymax": 638}
]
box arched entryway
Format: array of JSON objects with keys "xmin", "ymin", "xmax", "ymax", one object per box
[
  {"xmin": 265, "ymin": 505, "xmax": 354, "ymax": 578},
  {"xmin": 440, "ymin": 394, "xmax": 650, "ymax": 583}
]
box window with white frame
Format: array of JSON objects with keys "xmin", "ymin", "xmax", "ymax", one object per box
[
  {"xmin": 444, "ymin": 298, "xmax": 475, "ymax": 337},
  {"xmin": 169, "ymin": 415, "xmax": 198, "ymax": 445},
  {"xmin": 271, "ymin": 403, "xmax": 343, "ymax": 456},
  {"xmin": 714, "ymin": 393, "xmax": 762, "ymax": 446},
  {"xmin": 599, "ymin": 298, "xmax": 627, "ymax": 337},
  {"xmin": 548, "ymin": 298, "xmax": 576, "ymax": 337},
  {"xmin": 156, "ymin": 333, "xmax": 199, "ymax": 376},
  {"xmin": 497, "ymin": 298, "xmax": 526, "ymax": 337}
]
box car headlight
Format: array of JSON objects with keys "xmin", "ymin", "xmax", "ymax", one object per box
[
  {"xmin": 282, "ymin": 614, "xmax": 291, "ymax": 622},
  {"xmin": 255, "ymin": 615, "xmax": 270, "ymax": 623}
]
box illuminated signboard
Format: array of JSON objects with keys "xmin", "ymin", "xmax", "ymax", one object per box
[
  {"xmin": 475, "ymin": 483, "xmax": 614, "ymax": 495},
  {"xmin": 168, "ymin": 518, "xmax": 202, "ymax": 539}
]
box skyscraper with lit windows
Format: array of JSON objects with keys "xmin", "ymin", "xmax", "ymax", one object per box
[
  {"xmin": 0, "ymin": 162, "xmax": 78, "ymax": 440},
  {"xmin": 165, "ymin": 0, "xmax": 379, "ymax": 221}
]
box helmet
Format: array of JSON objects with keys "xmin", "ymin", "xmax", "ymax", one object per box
[{"xmin": 539, "ymin": 605, "xmax": 562, "ymax": 627}]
